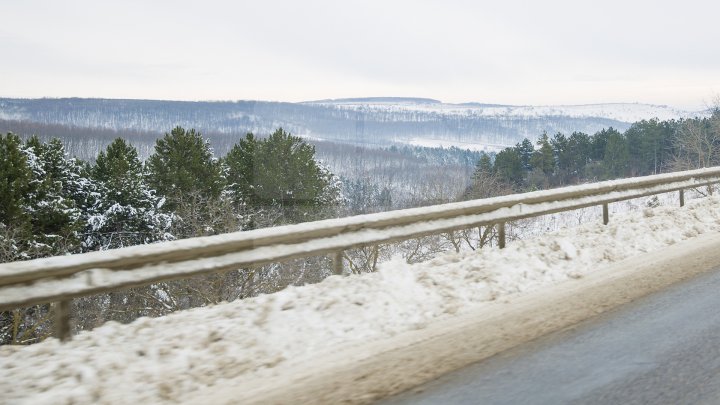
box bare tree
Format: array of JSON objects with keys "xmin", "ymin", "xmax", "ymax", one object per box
[{"xmin": 671, "ymin": 98, "xmax": 720, "ymax": 171}]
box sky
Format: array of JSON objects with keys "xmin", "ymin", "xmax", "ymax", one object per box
[{"xmin": 1, "ymin": 0, "xmax": 719, "ymax": 109}]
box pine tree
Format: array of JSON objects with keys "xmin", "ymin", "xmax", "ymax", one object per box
[
  {"xmin": 146, "ymin": 126, "xmax": 224, "ymax": 212},
  {"xmin": 626, "ymin": 119, "xmax": 675, "ymax": 175},
  {"xmin": 463, "ymin": 152, "xmax": 511, "ymax": 200},
  {"xmin": 494, "ymin": 148, "xmax": 524, "ymax": 186},
  {"xmin": 94, "ymin": 138, "xmax": 145, "ymax": 206},
  {"xmin": 23, "ymin": 137, "xmax": 85, "ymax": 256},
  {"xmin": 253, "ymin": 128, "xmax": 329, "ymax": 206},
  {"xmin": 223, "ymin": 128, "xmax": 339, "ymax": 224},
  {"xmin": 531, "ymin": 132, "xmax": 555, "ymax": 177},
  {"xmin": 515, "ymin": 139, "xmax": 535, "ymax": 171},
  {"xmin": 551, "ymin": 132, "xmax": 571, "ymax": 184},
  {"xmin": 87, "ymin": 138, "xmax": 174, "ymax": 250},
  {"xmin": 224, "ymin": 133, "xmax": 258, "ymax": 207},
  {"xmin": 603, "ymin": 129, "xmax": 630, "ymax": 178},
  {"xmin": 146, "ymin": 127, "xmax": 226, "ymax": 237},
  {"xmin": 474, "ymin": 153, "xmax": 493, "ymax": 177},
  {"xmin": 0, "ymin": 133, "xmax": 33, "ymax": 262},
  {"xmin": 566, "ymin": 132, "xmax": 591, "ymax": 180},
  {"xmin": 590, "ymin": 128, "xmax": 612, "ymax": 162},
  {"xmin": 0, "ymin": 133, "xmax": 31, "ymax": 227}
]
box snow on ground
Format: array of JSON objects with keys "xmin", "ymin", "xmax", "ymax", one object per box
[{"xmin": 3, "ymin": 196, "xmax": 720, "ymax": 404}]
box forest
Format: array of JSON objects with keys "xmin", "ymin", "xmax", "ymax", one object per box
[
  {"xmin": 1, "ymin": 107, "xmax": 719, "ymax": 345},
  {"xmin": 0, "ymin": 97, "xmax": 632, "ymax": 148},
  {"xmin": 468, "ymin": 110, "xmax": 720, "ymax": 198}
]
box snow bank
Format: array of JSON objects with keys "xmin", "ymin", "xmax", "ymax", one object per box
[{"xmin": 3, "ymin": 196, "xmax": 720, "ymax": 404}]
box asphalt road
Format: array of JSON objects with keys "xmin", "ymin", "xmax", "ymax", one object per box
[{"xmin": 380, "ymin": 267, "xmax": 720, "ymax": 405}]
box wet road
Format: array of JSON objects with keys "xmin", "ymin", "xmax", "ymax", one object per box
[{"xmin": 380, "ymin": 267, "xmax": 720, "ymax": 405}]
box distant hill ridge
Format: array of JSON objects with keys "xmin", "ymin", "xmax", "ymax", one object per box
[
  {"xmin": 0, "ymin": 97, "xmax": 701, "ymax": 153},
  {"xmin": 303, "ymin": 97, "xmax": 442, "ymax": 104}
]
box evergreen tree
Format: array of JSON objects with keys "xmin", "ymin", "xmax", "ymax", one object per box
[
  {"xmin": 254, "ymin": 128, "xmax": 330, "ymax": 206},
  {"xmin": 603, "ymin": 129, "xmax": 630, "ymax": 178},
  {"xmin": 0, "ymin": 133, "xmax": 31, "ymax": 227},
  {"xmin": 224, "ymin": 128, "xmax": 340, "ymax": 224},
  {"xmin": 590, "ymin": 128, "xmax": 612, "ymax": 162},
  {"xmin": 146, "ymin": 126, "xmax": 224, "ymax": 213},
  {"xmin": 474, "ymin": 153, "xmax": 493, "ymax": 177},
  {"xmin": 224, "ymin": 133, "xmax": 258, "ymax": 207},
  {"xmin": 625, "ymin": 119, "xmax": 675, "ymax": 175},
  {"xmin": 494, "ymin": 148, "xmax": 524, "ymax": 186},
  {"xmin": 531, "ymin": 132, "xmax": 555, "ymax": 176},
  {"xmin": 464, "ymin": 152, "xmax": 512, "ymax": 200},
  {"xmin": 566, "ymin": 132, "xmax": 591, "ymax": 179},
  {"xmin": 0, "ymin": 133, "xmax": 33, "ymax": 262},
  {"xmin": 94, "ymin": 138, "xmax": 145, "ymax": 206},
  {"xmin": 23, "ymin": 137, "xmax": 85, "ymax": 256},
  {"xmin": 515, "ymin": 139, "xmax": 535, "ymax": 171},
  {"xmin": 87, "ymin": 138, "xmax": 173, "ymax": 250}
]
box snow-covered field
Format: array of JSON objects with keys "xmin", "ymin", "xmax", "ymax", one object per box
[{"xmin": 3, "ymin": 195, "xmax": 720, "ymax": 404}]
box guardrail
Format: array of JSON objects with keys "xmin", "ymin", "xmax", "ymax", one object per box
[{"xmin": 3, "ymin": 167, "xmax": 720, "ymax": 341}]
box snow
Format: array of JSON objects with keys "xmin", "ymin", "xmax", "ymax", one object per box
[
  {"xmin": 403, "ymin": 138, "xmax": 508, "ymax": 153},
  {"xmin": 307, "ymin": 100, "xmax": 703, "ymax": 123},
  {"xmin": 3, "ymin": 195, "xmax": 720, "ymax": 403},
  {"xmin": 3, "ymin": 168, "xmax": 720, "ymax": 307}
]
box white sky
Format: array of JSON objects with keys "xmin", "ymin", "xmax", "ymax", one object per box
[{"xmin": 1, "ymin": 0, "xmax": 718, "ymax": 108}]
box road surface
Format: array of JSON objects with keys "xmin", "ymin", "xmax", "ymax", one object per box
[{"xmin": 381, "ymin": 266, "xmax": 720, "ymax": 404}]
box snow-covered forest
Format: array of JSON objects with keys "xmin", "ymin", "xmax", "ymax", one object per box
[
  {"xmin": 1, "ymin": 100, "xmax": 717, "ymax": 345},
  {"xmin": 0, "ymin": 97, "xmax": 700, "ymax": 150}
]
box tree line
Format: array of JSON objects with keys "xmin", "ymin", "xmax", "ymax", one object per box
[
  {"xmin": 0, "ymin": 127, "xmax": 341, "ymax": 263},
  {"xmin": 465, "ymin": 109, "xmax": 720, "ymax": 198}
]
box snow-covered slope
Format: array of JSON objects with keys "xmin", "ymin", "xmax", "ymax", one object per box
[
  {"xmin": 3, "ymin": 194, "xmax": 720, "ymax": 404},
  {"xmin": 0, "ymin": 97, "xmax": 704, "ymax": 153},
  {"xmin": 306, "ymin": 98, "xmax": 700, "ymax": 123}
]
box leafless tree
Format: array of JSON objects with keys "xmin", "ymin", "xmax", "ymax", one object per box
[{"xmin": 671, "ymin": 98, "xmax": 720, "ymax": 171}]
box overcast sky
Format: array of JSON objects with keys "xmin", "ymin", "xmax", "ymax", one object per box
[{"xmin": 1, "ymin": 0, "xmax": 718, "ymax": 108}]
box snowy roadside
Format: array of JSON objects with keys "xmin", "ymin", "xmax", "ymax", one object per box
[{"xmin": 3, "ymin": 196, "xmax": 720, "ymax": 404}]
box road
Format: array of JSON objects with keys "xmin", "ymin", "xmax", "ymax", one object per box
[{"xmin": 380, "ymin": 266, "xmax": 720, "ymax": 405}]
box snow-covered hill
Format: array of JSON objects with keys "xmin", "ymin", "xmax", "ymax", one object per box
[
  {"xmin": 0, "ymin": 97, "xmax": 704, "ymax": 152},
  {"xmin": 305, "ymin": 98, "xmax": 699, "ymax": 124}
]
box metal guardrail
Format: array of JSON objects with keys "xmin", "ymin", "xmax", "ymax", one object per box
[{"xmin": 3, "ymin": 166, "xmax": 720, "ymax": 341}]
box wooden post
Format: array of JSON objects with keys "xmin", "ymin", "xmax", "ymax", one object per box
[
  {"xmin": 709, "ymin": 184, "xmax": 714, "ymax": 196},
  {"xmin": 679, "ymin": 189, "xmax": 685, "ymax": 207},
  {"xmin": 55, "ymin": 300, "xmax": 71, "ymax": 342},
  {"xmin": 602, "ymin": 203, "xmax": 609, "ymax": 225},
  {"xmin": 498, "ymin": 222, "xmax": 506, "ymax": 249},
  {"xmin": 332, "ymin": 251, "xmax": 344, "ymax": 275}
]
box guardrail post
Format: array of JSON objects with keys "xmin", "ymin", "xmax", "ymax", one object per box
[
  {"xmin": 602, "ymin": 203, "xmax": 609, "ymax": 225},
  {"xmin": 55, "ymin": 300, "xmax": 71, "ymax": 342},
  {"xmin": 498, "ymin": 222, "xmax": 506, "ymax": 249},
  {"xmin": 679, "ymin": 189, "xmax": 685, "ymax": 207},
  {"xmin": 332, "ymin": 251, "xmax": 344, "ymax": 275}
]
